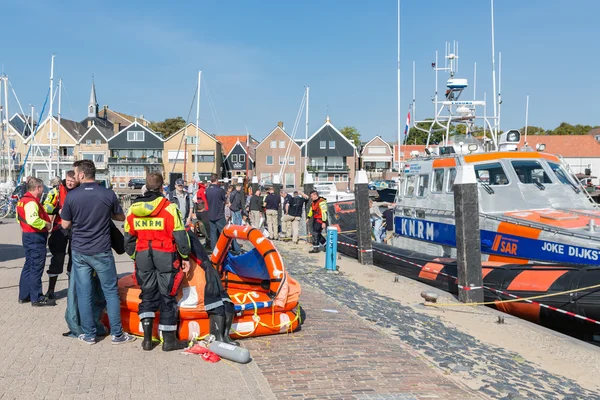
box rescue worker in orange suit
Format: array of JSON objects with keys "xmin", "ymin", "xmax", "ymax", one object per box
[
  {"xmin": 124, "ymin": 172, "xmax": 191, "ymax": 351},
  {"xmin": 43, "ymin": 171, "xmax": 77, "ymax": 298},
  {"xmin": 17, "ymin": 177, "xmax": 55, "ymax": 306},
  {"xmin": 306, "ymin": 190, "xmax": 328, "ymax": 253}
]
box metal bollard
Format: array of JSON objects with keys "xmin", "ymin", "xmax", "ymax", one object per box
[{"xmin": 325, "ymin": 226, "xmax": 338, "ymax": 271}]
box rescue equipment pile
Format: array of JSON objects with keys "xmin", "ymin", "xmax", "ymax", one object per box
[{"xmin": 118, "ymin": 224, "xmax": 302, "ymax": 341}]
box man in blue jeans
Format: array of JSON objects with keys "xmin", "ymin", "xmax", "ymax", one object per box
[{"xmin": 61, "ymin": 159, "xmax": 136, "ymax": 346}]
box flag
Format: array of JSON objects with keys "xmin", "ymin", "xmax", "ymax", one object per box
[{"xmin": 403, "ymin": 111, "xmax": 411, "ymax": 143}]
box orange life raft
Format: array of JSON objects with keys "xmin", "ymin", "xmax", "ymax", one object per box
[{"xmin": 118, "ymin": 224, "xmax": 302, "ymax": 340}]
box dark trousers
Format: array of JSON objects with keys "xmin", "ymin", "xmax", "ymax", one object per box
[
  {"xmin": 311, "ymin": 220, "xmax": 326, "ymax": 249},
  {"xmin": 47, "ymin": 228, "xmax": 71, "ymax": 276},
  {"xmin": 197, "ymin": 211, "xmax": 211, "ymax": 247},
  {"xmin": 209, "ymin": 217, "xmax": 227, "ymax": 251},
  {"xmin": 19, "ymin": 232, "xmax": 48, "ymax": 302},
  {"xmin": 135, "ymin": 249, "xmax": 183, "ymax": 332}
]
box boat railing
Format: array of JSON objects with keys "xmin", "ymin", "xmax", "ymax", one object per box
[
  {"xmin": 397, "ymin": 205, "xmax": 600, "ymax": 243},
  {"xmin": 558, "ymin": 155, "xmax": 599, "ymax": 208}
]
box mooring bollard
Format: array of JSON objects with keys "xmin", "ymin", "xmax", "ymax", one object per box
[
  {"xmin": 304, "ymin": 173, "xmax": 314, "ymax": 244},
  {"xmin": 354, "ymin": 170, "xmax": 372, "ymax": 265},
  {"xmin": 453, "ymin": 165, "xmax": 484, "ymax": 304},
  {"xmin": 325, "ymin": 226, "xmax": 338, "ymax": 271}
]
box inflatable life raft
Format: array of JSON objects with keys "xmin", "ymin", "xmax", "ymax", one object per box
[{"xmin": 117, "ymin": 224, "xmax": 302, "ymax": 341}]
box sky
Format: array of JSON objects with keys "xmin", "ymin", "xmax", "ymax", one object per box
[{"xmin": 2, "ymin": 0, "xmax": 599, "ymax": 142}]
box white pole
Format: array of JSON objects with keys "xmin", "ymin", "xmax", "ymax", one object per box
[
  {"xmin": 195, "ymin": 70, "xmax": 201, "ymax": 181},
  {"xmin": 498, "ymin": 52, "xmax": 502, "ymax": 133},
  {"xmin": 397, "ymin": 0, "xmax": 401, "ymax": 168},
  {"xmin": 490, "ymin": 0, "xmax": 498, "ymax": 138},
  {"xmin": 48, "ymin": 54, "xmax": 55, "ymax": 179},
  {"xmin": 473, "ymin": 62, "xmax": 477, "ymax": 100},
  {"xmin": 305, "ymin": 86, "xmax": 310, "ymax": 174},
  {"xmin": 524, "ymin": 94, "xmax": 529, "ymax": 145},
  {"xmin": 57, "ymin": 78, "xmax": 62, "ymax": 177},
  {"xmin": 3, "ymin": 77, "xmax": 9, "ymax": 180},
  {"xmin": 29, "ymin": 105, "xmax": 34, "ymax": 177}
]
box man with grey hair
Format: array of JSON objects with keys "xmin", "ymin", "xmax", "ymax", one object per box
[{"xmin": 17, "ymin": 177, "xmax": 54, "ymax": 306}]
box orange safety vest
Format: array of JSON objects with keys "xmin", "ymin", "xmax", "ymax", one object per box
[
  {"xmin": 17, "ymin": 192, "xmax": 50, "ymax": 233},
  {"xmin": 311, "ymin": 198, "xmax": 326, "ymax": 224},
  {"xmin": 126, "ymin": 197, "xmax": 178, "ymax": 253}
]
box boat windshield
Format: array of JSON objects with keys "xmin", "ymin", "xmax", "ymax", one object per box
[
  {"xmin": 474, "ymin": 162, "xmax": 509, "ymax": 185},
  {"xmin": 511, "ymin": 160, "xmax": 552, "ymax": 184},
  {"xmin": 548, "ymin": 162, "xmax": 575, "ymax": 185}
]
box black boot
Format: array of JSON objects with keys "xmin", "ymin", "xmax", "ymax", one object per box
[
  {"xmin": 141, "ymin": 318, "xmax": 154, "ymax": 351},
  {"xmin": 161, "ymin": 331, "xmax": 188, "ymax": 352},
  {"xmin": 223, "ymin": 312, "xmax": 240, "ymax": 346},
  {"xmin": 46, "ymin": 276, "xmax": 58, "ymax": 299},
  {"xmin": 209, "ymin": 314, "xmax": 225, "ymax": 342}
]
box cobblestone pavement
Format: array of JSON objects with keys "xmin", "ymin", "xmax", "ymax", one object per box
[
  {"xmin": 0, "ymin": 220, "xmax": 275, "ymax": 400},
  {"xmin": 271, "ymin": 243, "xmax": 600, "ymax": 400}
]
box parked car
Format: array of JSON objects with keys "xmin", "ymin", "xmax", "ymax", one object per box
[{"xmin": 128, "ymin": 179, "xmax": 145, "ymax": 189}]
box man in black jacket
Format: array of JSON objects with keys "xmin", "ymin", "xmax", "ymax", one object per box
[
  {"xmin": 229, "ymin": 184, "xmax": 243, "ymax": 226},
  {"xmin": 283, "ymin": 191, "xmax": 308, "ymax": 244}
]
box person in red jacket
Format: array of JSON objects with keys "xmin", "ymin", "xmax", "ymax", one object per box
[{"xmin": 17, "ymin": 177, "xmax": 54, "ymax": 306}]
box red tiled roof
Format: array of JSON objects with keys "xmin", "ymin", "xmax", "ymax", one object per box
[
  {"xmin": 393, "ymin": 145, "xmax": 427, "ymax": 161},
  {"xmin": 215, "ymin": 135, "xmax": 247, "ymax": 155},
  {"xmin": 518, "ymin": 135, "xmax": 600, "ymax": 158}
]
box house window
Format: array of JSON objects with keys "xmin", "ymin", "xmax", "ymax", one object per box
[
  {"xmin": 288, "ymin": 156, "xmax": 295, "ymax": 165},
  {"xmin": 167, "ymin": 150, "xmax": 185, "ymax": 162},
  {"xmin": 86, "ymin": 140, "xmax": 92, "ymax": 145},
  {"xmin": 320, "ymin": 141, "xmax": 326, "ymax": 149},
  {"xmin": 329, "ymin": 141, "xmax": 335, "ymax": 149},
  {"xmin": 127, "ymin": 131, "xmax": 144, "ymax": 141},
  {"xmin": 270, "ymin": 140, "xmax": 277, "ymax": 148},
  {"xmin": 47, "ymin": 131, "xmax": 57, "ymax": 140},
  {"xmin": 192, "ymin": 150, "xmax": 215, "ymax": 163},
  {"xmin": 232, "ymin": 154, "xmax": 238, "ymax": 163},
  {"xmin": 285, "ymin": 173, "xmax": 295, "ymax": 189},
  {"xmin": 129, "ymin": 166, "xmax": 145, "ymax": 177},
  {"xmin": 261, "ymin": 173, "xmax": 272, "ymax": 185},
  {"xmin": 95, "ymin": 139, "xmax": 101, "ymax": 146},
  {"xmin": 279, "ymin": 156, "xmax": 286, "ymax": 165},
  {"xmin": 112, "ymin": 165, "xmax": 127, "ymax": 177},
  {"xmin": 187, "ymin": 136, "xmax": 197, "ymax": 144},
  {"xmin": 342, "ymin": 174, "xmax": 348, "ymax": 182},
  {"xmin": 266, "ymin": 155, "xmax": 273, "ymax": 165},
  {"xmin": 279, "ymin": 140, "xmax": 285, "ymax": 148},
  {"xmin": 82, "ymin": 153, "xmax": 105, "ymax": 163},
  {"xmin": 368, "ymin": 146, "xmax": 386, "ymax": 154},
  {"xmin": 239, "ymin": 154, "xmax": 246, "ymax": 163},
  {"xmin": 333, "ymin": 174, "xmax": 340, "ymax": 182},
  {"xmin": 317, "ymin": 173, "xmax": 328, "ymax": 182}
]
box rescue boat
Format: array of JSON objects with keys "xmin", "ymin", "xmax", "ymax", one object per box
[{"xmin": 117, "ymin": 224, "xmax": 302, "ymax": 341}]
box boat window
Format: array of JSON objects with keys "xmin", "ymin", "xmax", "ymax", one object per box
[
  {"xmin": 511, "ymin": 160, "xmax": 552, "ymax": 184},
  {"xmin": 474, "ymin": 162, "xmax": 509, "ymax": 185},
  {"xmin": 548, "ymin": 162, "xmax": 575, "ymax": 185},
  {"xmin": 405, "ymin": 175, "xmax": 416, "ymax": 197},
  {"xmin": 417, "ymin": 174, "xmax": 429, "ymax": 197},
  {"xmin": 447, "ymin": 168, "xmax": 457, "ymax": 192},
  {"xmin": 432, "ymin": 169, "xmax": 444, "ymax": 192}
]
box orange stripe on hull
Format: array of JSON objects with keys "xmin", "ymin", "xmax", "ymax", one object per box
[
  {"xmin": 418, "ymin": 262, "xmax": 443, "ymax": 280},
  {"xmin": 495, "ymin": 302, "xmax": 541, "ymax": 323},
  {"xmin": 432, "ymin": 158, "xmax": 457, "ymax": 168},
  {"xmin": 507, "ymin": 270, "xmax": 568, "ymax": 292},
  {"xmin": 464, "ymin": 151, "xmax": 559, "ymax": 164}
]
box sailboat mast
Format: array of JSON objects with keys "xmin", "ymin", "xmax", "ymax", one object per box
[
  {"xmin": 490, "ymin": 0, "xmax": 498, "ymax": 141},
  {"xmin": 48, "ymin": 55, "xmax": 54, "ymax": 179},
  {"xmin": 305, "ymin": 86, "xmax": 310, "ymax": 175},
  {"xmin": 56, "ymin": 79, "xmax": 62, "ymax": 177},
  {"xmin": 397, "ymin": 0, "xmax": 401, "ymax": 169},
  {"xmin": 2, "ymin": 76, "xmax": 9, "ymax": 180},
  {"xmin": 524, "ymin": 94, "xmax": 529, "ymax": 145},
  {"xmin": 195, "ymin": 70, "xmax": 201, "ymax": 181}
]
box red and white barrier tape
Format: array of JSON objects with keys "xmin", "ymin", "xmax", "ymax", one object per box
[{"xmin": 336, "ymin": 240, "xmax": 600, "ymax": 326}]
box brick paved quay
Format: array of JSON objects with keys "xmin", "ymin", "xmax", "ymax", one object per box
[{"xmin": 2, "ymin": 216, "xmax": 598, "ymax": 400}]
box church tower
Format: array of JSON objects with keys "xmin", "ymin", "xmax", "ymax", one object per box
[{"xmin": 88, "ymin": 77, "xmax": 98, "ymax": 118}]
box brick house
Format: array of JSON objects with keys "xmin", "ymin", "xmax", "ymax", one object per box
[
  {"xmin": 360, "ymin": 135, "xmax": 394, "ymax": 180},
  {"xmin": 255, "ymin": 122, "xmax": 302, "ymax": 189}
]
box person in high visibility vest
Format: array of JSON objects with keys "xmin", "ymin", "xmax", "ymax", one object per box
[
  {"xmin": 124, "ymin": 172, "xmax": 191, "ymax": 351},
  {"xmin": 43, "ymin": 171, "xmax": 77, "ymax": 298},
  {"xmin": 16, "ymin": 177, "xmax": 55, "ymax": 306},
  {"xmin": 306, "ymin": 190, "xmax": 328, "ymax": 253}
]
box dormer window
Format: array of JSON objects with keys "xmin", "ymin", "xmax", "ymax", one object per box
[{"xmin": 127, "ymin": 131, "xmax": 144, "ymax": 141}]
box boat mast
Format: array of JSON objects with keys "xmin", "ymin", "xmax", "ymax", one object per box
[
  {"xmin": 195, "ymin": 70, "xmax": 201, "ymax": 181},
  {"xmin": 56, "ymin": 78, "xmax": 61, "ymax": 177},
  {"xmin": 498, "ymin": 52, "xmax": 502, "ymax": 134},
  {"xmin": 490, "ymin": 0, "xmax": 498, "ymax": 142},
  {"xmin": 396, "ymin": 0, "xmax": 401, "ymax": 169},
  {"xmin": 473, "ymin": 62, "xmax": 477, "ymax": 100},
  {"xmin": 1, "ymin": 76, "xmax": 9, "ymax": 181},
  {"xmin": 524, "ymin": 94, "xmax": 529, "ymax": 145},
  {"xmin": 48, "ymin": 54, "xmax": 54, "ymax": 179},
  {"xmin": 305, "ymin": 86, "xmax": 309, "ymax": 177}
]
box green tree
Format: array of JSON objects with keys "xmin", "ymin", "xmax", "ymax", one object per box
[
  {"xmin": 519, "ymin": 126, "xmax": 549, "ymax": 136},
  {"xmin": 404, "ymin": 120, "xmax": 444, "ymax": 145},
  {"xmin": 339, "ymin": 126, "xmax": 361, "ymax": 148},
  {"xmin": 149, "ymin": 117, "xmax": 187, "ymax": 137},
  {"xmin": 549, "ymin": 122, "xmax": 597, "ymax": 136}
]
